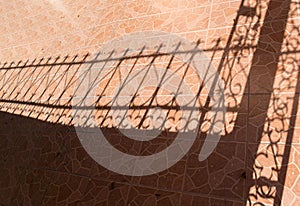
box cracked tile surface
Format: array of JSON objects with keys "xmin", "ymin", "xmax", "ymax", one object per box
[{"xmin": 0, "ymin": 0, "xmax": 300, "ymax": 205}]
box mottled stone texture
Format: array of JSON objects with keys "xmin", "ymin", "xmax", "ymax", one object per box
[{"xmin": 0, "ymin": 0, "xmax": 300, "ymax": 205}]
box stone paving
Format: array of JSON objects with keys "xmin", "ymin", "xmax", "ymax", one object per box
[{"xmin": 0, "ymin": 0, "xmax": 300, "ymax": 205}]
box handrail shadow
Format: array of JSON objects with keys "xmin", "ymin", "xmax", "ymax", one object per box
[{"xmin": 0, "ymin": 0, "xmax": 299, "ymax": 204}]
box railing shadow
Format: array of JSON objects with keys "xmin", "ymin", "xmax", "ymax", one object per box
[{"xmin": 0, "ymin": 0, "xmax": 299, "ymax": 205}]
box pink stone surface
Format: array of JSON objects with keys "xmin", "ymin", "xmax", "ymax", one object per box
[{"xmin": 0, "ymin": 0, "xmax": 300, "ymax": 205}]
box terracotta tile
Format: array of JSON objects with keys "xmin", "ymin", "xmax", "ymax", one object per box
[
  {"xmin": 122, "ymin": 0, "xmax": 152, "ymax": 19},
  {"xmin": 0, "ymin": 111, "xmax": 70, "ymax": 169},
  {"xmin": 126, "ymin": 185, "xmax": 181, "ymax": 206},
  {"xmin": 248, "ymin": 21, "xmax": 298, "ymax": 94},
  {"xmin": 86, "ymin": 23, "xmax": 117, "ymax": 47},
  {"xmin": 177, "ymin": 0, "xmax": 212, "ymax": 9},
  {"xmin": 256, "ymin": 0, "xmax": 297, "ymax": 24},
  {"xmin": 147, "ymin": 0, "xmax": 180, "ymax": 15},
  {"xmin": 115, "ymin": 17, "xmax": 147, "ymax": 36},
  {"xmin": 181, "ymin": 194, "xmax": 244, "ymax": 206},
  {"xmin": 0, "ymin": 166, "xmax": 22, "ymax": 205},
  {"xmin": 29, "ymin": 127, "xmax": 70, "ymax": 170},
  {"xmin": 222, "ymin": 94, "xmax": 248, "ymax": 143},
  {"xmin": 250, "ymin": 40, "xmax": 298, "ymax": 93},
  {"xmin": 271, "ymin": 54, "xmax": 300, "ymax": 94},
  {"xmin": 248, "ymin": 94, "xmax": 300, "ymax": 144},
  {"xmin": 41, "ymin": 171, "xmax": 89, "ymax": 206},
  {"xmin": 0, "ymin": 0, "xmax": 299, "ymax": 204},
  {"xmin": 131, "ymin": 136, "xmax": 187, "ymax": 190},
  {"xmin": 189, "ymin": 92, "xmax": 248, "ymax": 145},
  {"xmin": 80, "ymin": 179, "xmax": 130, "ymax": 205},
  {"xmin": 205, "ymin": 25, "xmax": 258, "ymax": 59},
  {"xmin": 67, "ymin": 128, "xmax": 135, "ymax": 183},
  {"xmin": 177, "ymin": 30, "xmax": 208, "ymax": 46},
  {"xmin": 171, "ymin": 6, "xmax": 210, "ymax": 33},
  {"xmin": 209, "ymin": 1, "xmax": 243, "ymax": 29},
  {"xmin": 184, "ymin": 140, "xmax": 247, "ymax": 200},
  {"xmin": 282, "ymin": 145, "xmax": 300, "ymax": 201},
  {"xmin": 210, "ymin": 56, "xmax": 251, "ymax": 95},
  {"xmin": 120, "ymin": 12, "xmax": 175, "ymax": 33},
  {"xmin": 245, "ymin": 143, "xmax": 300, "ymax": 205},
  {"xmin": 10, "ymin": 169, "xmax": 53, "ymax": 206},
  {"xmin": 93, "ymin": 2, "xmax": 125, "ymax": 26}
]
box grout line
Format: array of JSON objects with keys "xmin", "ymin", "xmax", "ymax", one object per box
[
  {"xmin": 48, "ymin": 164, "xmax": 244, "ymax": 203},
  {"xmin": 245, "ymin": 38, "xmax": 251, "ymax": 204}
]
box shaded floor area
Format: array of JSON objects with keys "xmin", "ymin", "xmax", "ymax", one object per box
[{"xmin": 0, "ymin": 0, "xmax": 300, "ymax": 205}]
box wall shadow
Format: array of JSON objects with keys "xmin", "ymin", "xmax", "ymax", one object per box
[{"xmin": 0, "ymin": 0, "xmax": 299, "ymax": 205}]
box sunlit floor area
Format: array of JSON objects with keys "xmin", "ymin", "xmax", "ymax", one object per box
[{"xmin": 0, "ymin": 0, "xmax": 300, "ymax": 205}]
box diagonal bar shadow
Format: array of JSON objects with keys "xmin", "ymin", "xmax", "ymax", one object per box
[{"xmin": 0, "ymin": 0, "xmax": 299, "ymax": 204}]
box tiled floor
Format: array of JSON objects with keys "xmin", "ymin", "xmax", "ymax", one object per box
[{"xmin": 0, "ymin": 0, "xmax": 300, "ymax": 205}]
